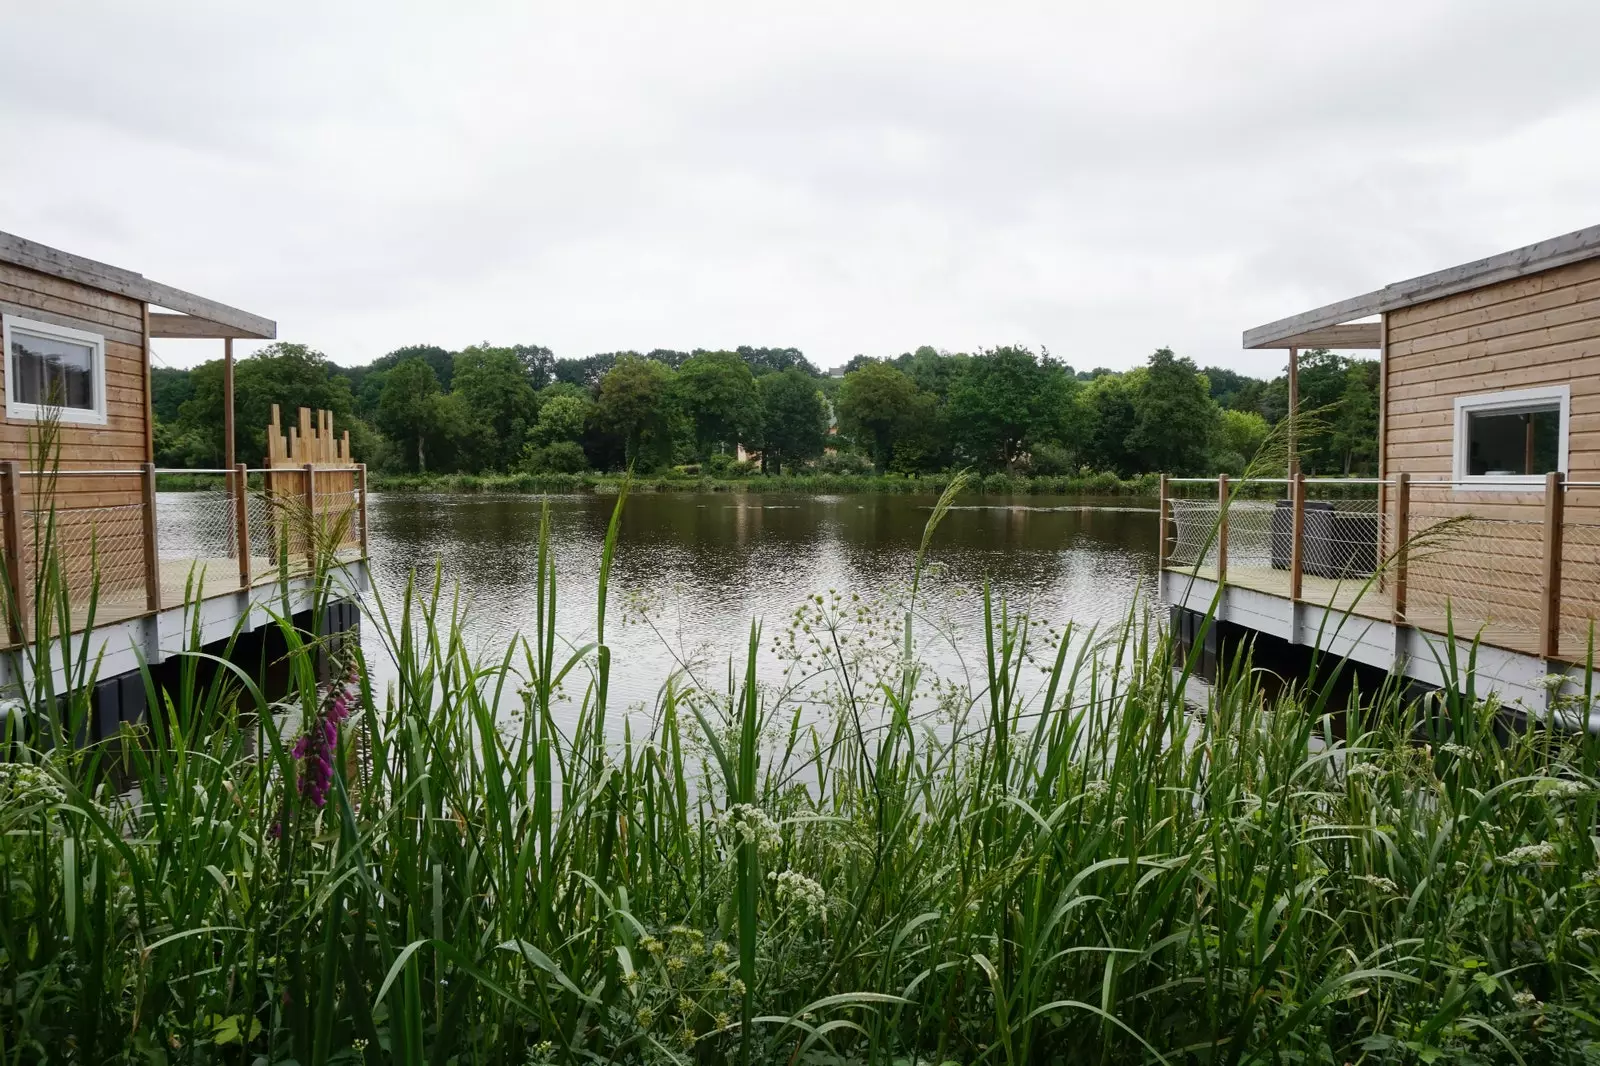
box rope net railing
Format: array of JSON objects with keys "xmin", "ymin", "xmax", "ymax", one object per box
[
  {"xmin": 0, "ymin": 465, "xmax": 366, "ymax": 642},
  {"xmin": 1400, "ymin": 483, "xmax": 1547, "ymax": 654}
]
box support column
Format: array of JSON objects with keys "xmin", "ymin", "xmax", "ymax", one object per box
[
  {"xmin": 1288, "ymin": 471, "xmax": 1305, "ymax": 602},
  {"xmin": 223, "ymin": 338, "xmax": 236, "ymax": 472},
  {"xmin": 1541, "ymin": 471, "xmax": 1565, "ymax": 659},
  {"xmin": 141, "ymin": 463, "xmax": 161, "ymax": 612},
  {"xmin": 1390, "ymin": 472, "xmax": 1410, "ymax": 625},
  {"xmin": 1287, "ymin": 346, "xmax": 1300, "ymax": 478},
  {"xmin": 302, "ymin": 462, "xmax": 317, "ymax": 571},
  {"xmin": 1, "ymin": 461, "xmax": 26, "ymax": 644},
  {"xmin": 235, "ymin": 463, "xmax": 252, "ymax": 589},
  {"xmin": 1216, "ymin": 474, "xmax": 1230, "ymax": 585}
]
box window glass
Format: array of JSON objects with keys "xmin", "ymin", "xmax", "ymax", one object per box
[
  {"xmin": 1465, "ymin": 405, "xmax": 1560, "ymax": 476},
  {"xmin": 10, "ymin": 329, "xmax": 95, "ymax": 411}
]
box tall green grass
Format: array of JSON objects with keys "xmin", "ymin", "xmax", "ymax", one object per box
[{"xmin": 3, "ymin": 479, "xmax": 1600, "ymax": 1065}]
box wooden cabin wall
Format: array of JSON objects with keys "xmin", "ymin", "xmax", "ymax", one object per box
[
  {"xmin": 0, "ymin": 261, "xmax": 149, "ymax": 598},
  {"xmin": 1384, "ymin": 256, "xmax": 1600, "ymax": 657}
]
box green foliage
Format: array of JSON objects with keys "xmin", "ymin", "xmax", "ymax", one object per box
[
  {"xmin": 1214, "ymin": 407, "xmax": 1271, "ymax": 474},
  {"xmin": 1126, "ymin": 347, "xmax": 1219, "ymax": 475},
  {"xmin": 532, "ymin": 393, "xmax": 591, "ymax": 447},
  {"xmin": 836, "ymin": 361, "xmax": 917, "ymax": 471},
  {"xmin": 149, "ymin": 337, "xmax": 1379, "ymax": 484},
  {"xmin": 6, "ymin": 493, "xmax": 1600, "ymax": 1064},
  {"xmin": 596, "ymin": 355, "xmax": 679, "ymax": 470},
  {"xmin": 945, "ymin": 345, "xmax": 1077, "ymax": 471},
  {"xmin": 521, "ymin": 439, "xmax": 589, "ymax": 473},
  {"xmin": 150, "ymin": 365, "xmax": 194, "ymax": 424},
  {"xmin": 173, "ymin": 341, "xmax": 359, "ymax": 466},
  {"xmin": 756, "ymin": 368, "xmax": 826, "ymax": 474},
  {"xmin": 673, "ymin": 351, "xmax": 762, "ymax": 458},
  {"xmin": 450, "ymin": 345, "xmax": 539, "ymax": 471},
  {"xmin": 374, "ymin": 357, "xmax": 442, "ymax": 472}
]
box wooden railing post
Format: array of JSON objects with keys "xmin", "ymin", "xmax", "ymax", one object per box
[
  {"xmin": 1, "ymin": 461, "xmax": 27, "ymax": 644},
  {"xmin": 1540, "ymin": 471, "xmax": 1564, "ymax": 659},
  {"xmin": 234, "ymin": 463, "xmax": 252, "ymax": 588},
  {"xmin": 302, "ymin": 462, "xmax": 317, "ymax": 570},
  {"xmin": 1288, "ymin": 472, "xmax": 1305, "ymax": 601},
  {"xmin": 357, "ymin": 463, "xmax": 369, "ymax": 558},
  {"xmin": 140, "ymin": 462, "xmax": 161, "ymax": 611},
  {"xmin": 1216, "ymin": 474, "xmax": 1230, "ymax": 584},
  {"xmin": 1156, "ymin": 473, "xmax": 1168, "ymax": 571},
  {"xmin": 1390, "ymin": 472, "xmax": 1410, "ymax": 624}
]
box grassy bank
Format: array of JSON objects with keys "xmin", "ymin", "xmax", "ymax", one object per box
[
  {"xmin": 367, "ymin": 468, "xmax": 1159, "ymax": 496},
  {"xmin": 3, "ymin": 486, "xmax": 1600, "ymax": 1064}
]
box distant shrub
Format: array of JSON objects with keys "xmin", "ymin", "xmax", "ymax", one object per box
[
  {"xmin": 1022, "ymin": 442, "xmax": 1074, "ymax": 476},
  {"xmin": 816, "ymin": 451, "xmax": 873, "ymax": 476},
  {"xmin": 522, "ymin": 441, "xmax": 589, "ymax": 474}
]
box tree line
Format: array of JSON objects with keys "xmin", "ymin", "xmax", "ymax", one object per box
[{"xmin": 152, "ymin": 341, "xmax": 1379, "ymax": 479}]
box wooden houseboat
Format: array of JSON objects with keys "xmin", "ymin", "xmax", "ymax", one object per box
[
  {"xmin": 0, "ymin": 231, "xmax": 368, "ymax": 735},
  {"xmin": 1160, "ymin": 224, "xmax": 1600, "ymax": 721}
]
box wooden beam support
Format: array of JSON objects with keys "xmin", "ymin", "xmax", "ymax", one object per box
[
  {"xmin": 148, "ymin": 312, "xmax": 267, "ymax": 339},
  {"xmin": 1287, "ymin": 347, "xmax": 1300, "ymax": 478},
  {"xmin": 1244, "ymin": 323, "xmax": 1382, "ymax": 351},
  {"xmin": 357, "ymin": 463, "xmax": 369, "ymax": 559},
  {"xmin": 1541, "ymin": 471, "xmax": 1564, "ymax": 659},
  {"xmin": 302, "ymin": 463, "xmax": 317, "ymax": 571},
  {"xmin": 234, "ymin": 463, "xmax": 252, "ymax": 589},
  {"xmin": 1156, "ymin": 473, "xmax": 1168, "ymax": 571},
  {"xmin": 1390, "ymin": 472, "xmax": 1410, "ymax": 624},
  {"xmin": 1289, "ymin": 472, "xmax": 1305, "ymax": 602},
  {"xmin": 1216, "ymin": 474, "xmax": 1230, "ymax": 585},
  {"xmin": 1, "ymin": 461, "xmax": 27, "ymax": 644},
  {"xmin": 223, "ymin": 338, "xmax": 236, "ymax": 473},
  {"xmin": 140, "ymin": 463, "xmax": 161, "ymax": 612}
]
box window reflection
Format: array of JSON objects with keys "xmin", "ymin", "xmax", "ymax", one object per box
[{"xmin": 11, "ymin": 332, "xmax": 95, "ymax": 410}]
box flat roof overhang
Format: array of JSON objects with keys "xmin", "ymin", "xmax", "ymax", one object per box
[
  {"xmin": 1243, "ymin": 222, "xmax": 1600, "ymax": 350},
  {"xmin": 0, "ymin": 230, "xmax": 275, "ymax": 340}
]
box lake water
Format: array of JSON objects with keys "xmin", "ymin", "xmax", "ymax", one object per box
[{"xmin": 359, "ymin": 492, "xmax": 1162, "ymax": 715}]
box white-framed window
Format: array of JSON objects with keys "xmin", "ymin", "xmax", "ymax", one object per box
[
  {"xmin": 1451, "ymin": 384, "xmax": 1569, "ymax": 489},
  {"xmin": 2, "ymin": 315, "xmax": 108, "ymax": 426}
]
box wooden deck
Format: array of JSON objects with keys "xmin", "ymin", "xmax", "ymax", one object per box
[
  {"xmin": 1164, "ymin": 562, "xmax": 1546, "ymax": 656},
  {"xmin": 15, "ymin": 550, "xmax": 364, "ymax": 642}
]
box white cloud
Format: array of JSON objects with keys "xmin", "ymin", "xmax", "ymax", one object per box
[{"xmin": 4, "ymin": 1, "xmax": 1599, "ymax": 375}]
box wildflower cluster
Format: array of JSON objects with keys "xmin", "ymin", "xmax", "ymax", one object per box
[
  {"xmin": 291, "ymin": 663, "xmax": 357, "ymax": 809},
  {"xmin": 771, "ymin": 869, "xmax": 828, "ymax": 917},
  {"xmin": 621, "ymin": 924, "xmax": 742, "ymax": 1054},
  {"xmin": 718, "ymin": 803, "xmax": 780, "ymax": 851},
  {"xmin": 1498, "ymin": 842, "xmax": 1558, "ymax": 866}
]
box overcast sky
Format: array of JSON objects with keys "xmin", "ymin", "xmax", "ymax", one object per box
[{"xmin": 3, "ymin": 3, "xmax": 1598, "ymax": 375}]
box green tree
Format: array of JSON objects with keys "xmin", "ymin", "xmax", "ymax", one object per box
[
  {"xmin": 451, "ymin": 345, "xmax": 538, "ymax": 471},
  {"xmin": 1213, "ymin": 408, "xmax": 1271, "ymax": 474},
  {"xmin": 835, "ymin": 361, "xmax": 918, "ymax": 471},
  {"xmin": 756, "ymin": 369, "xmax": 826, "ymax": 474},
  {"xmin": 532, "ymin": 393, "xmax": 591, "ymax": 446},
  {"xmin": 1078, "ymin": 373, "xmax": 1139, "ymax": 477},
  {"xmin": 150, "ymin": 366, "xmax": 194, "ymax": 425},
  {"xmin": 375, "ymin": 358, "xmax": 443, "ymax": 472},
  {"xmin": 673, "ymin": 351, "xmax": 762, "ymax": 458},
  {"xmin": 946, "ymin": 346, "xmax": 1076, "ymax": 471},
  {"xmin": 594, "ymin": 356, "xmax": 677, "ymax": 470},
  {"xmin": 1127, "ymin": 348, "xmax": 1218, "ymax": 475},
  {"xmin": 175, "ymin": 342, "xmax": 358, "ymax": 466}
]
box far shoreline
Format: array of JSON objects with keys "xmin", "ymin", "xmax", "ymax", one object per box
[{"xmin": 156, "ymin": 469, "xmax": 1162, "ymax": 497}]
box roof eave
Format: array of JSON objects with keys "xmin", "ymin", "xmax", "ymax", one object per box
[
  {"xmin": 1242, "ymin": 222, "xmax": 1600, "ymax": 350},
  {"xmin": 0, "ymin": 231, "xmax": 276, "ymax": 340}
]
